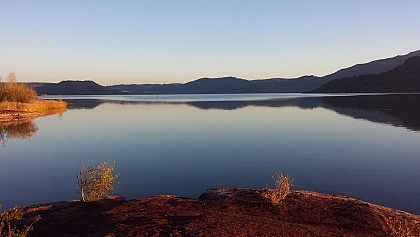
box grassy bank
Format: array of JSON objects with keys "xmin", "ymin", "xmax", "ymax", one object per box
[
  {"xmin": 0, "ymin": 72, "xmax": 67, "ymax": 114},
  {"xmin": 0, "ymin": 99, "xmax": 67, "ymax": 114}
]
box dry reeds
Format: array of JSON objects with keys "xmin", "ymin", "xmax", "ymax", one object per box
[
  {"xmin": 0, "ymin": 100, "xmax": 67, "ymax": 113},
  {"xmin": 0, "ymin": 72, "xmax": 67, "ymax": 113},
  {"xmin": 0, "ymin": 72, "xmax": 36, "ymax": 103}
]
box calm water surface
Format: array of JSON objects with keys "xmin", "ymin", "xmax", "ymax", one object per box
[{"xmin": 1, "ymin": 94, "xmax": 420, "ymax": 214}]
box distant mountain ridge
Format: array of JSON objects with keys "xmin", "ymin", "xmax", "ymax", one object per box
[
  {"xmin": 322, "ymin": 50, "xmax": 420, "ymax": 80},
  {"xmin": 31, "ymin": 50, "xmax": 420, "ymax": 94},
  {"xmin": 110, "ymin": 50, "xmax": 420, "ymax": 94},
  {"xmin": 313, "ymin": 56, "xmax": 420, "ymax": 93},
  {"xmin": 35, "ymin": 80, "xmax": 121, "ymax": 95}
]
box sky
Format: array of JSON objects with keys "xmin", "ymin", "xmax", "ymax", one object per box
[{"xmin": 0, "ymin": 1, "xmax": 419, "ymax": 85}]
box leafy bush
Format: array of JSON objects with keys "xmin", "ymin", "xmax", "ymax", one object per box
[
  {"xmin": 0, "ymin": 205, "xmax": 40, "ymax": 237},
  {"xmin": 0, "ymin": 73, "xmax": 37, "ymax": 103},
  {"xmin": 77, "ymin": 161, "xmax": 119, "ymax": 202},
  {"xmin": 262, "ymin": 172, "xmax": 293, "ymax": 205}
]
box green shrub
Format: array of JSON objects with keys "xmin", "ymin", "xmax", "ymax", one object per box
[
  {"xmin": 262, "ymin": 172, "xmax": 293, "ymax": 205},
  {"xmin": 77, "ymin": 161, "xmax": 119, "ymax": 202},
  {"xmin": 0, "ymin": 205, "xmax": 40, "ymax": 237}
]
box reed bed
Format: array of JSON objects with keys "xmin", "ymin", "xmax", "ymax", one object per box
[
  {"xmin": 0, "ymin": 72, "xmax": 67, "ymax": 114},
  {"xmin": 0, "ymin": 99, "xmax": 67, "ymax": 114}
]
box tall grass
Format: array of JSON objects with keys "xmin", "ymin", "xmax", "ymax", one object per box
[
  {"xmin": 0, "ymin": 100, "xmax": 67, "ymax": 113},
  {"xmin": 0, "ymin": 72, "xmax": 66, "ymax": 113}
]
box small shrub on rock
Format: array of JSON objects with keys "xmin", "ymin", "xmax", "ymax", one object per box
[
  {"xmin": 77, "ymin": 161, "xmax": 119, "ymax": 202},
  {"xmin": 262, "ymin": 172, "xmax": 293, "ymax": 205}
]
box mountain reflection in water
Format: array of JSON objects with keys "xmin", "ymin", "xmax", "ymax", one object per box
[
  {"xmin": 3, "ymin": 94, "xmax": 420, "ymax": 214},
  {"xmin": 65, "ymin": 94, "xmax": 420, "ymax": 132}
]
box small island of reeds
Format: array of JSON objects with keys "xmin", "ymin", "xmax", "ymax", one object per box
[{"xmin": 0, "ymin": 72, "xmax": 66, "ymax": 122}]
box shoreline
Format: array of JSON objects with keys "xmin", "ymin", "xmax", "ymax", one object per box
[
  {"xmin": 0, "ymin": 99, "xmax": 67, "ymax": 123},
  {"xmin": 20, "ymin": 188, "xmax": 420, "ymax": 236},
  {"xmin": 0, "ymin": 110, "xmax": 43, "ymax": 122}
]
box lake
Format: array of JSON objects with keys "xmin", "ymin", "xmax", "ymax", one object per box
[{"xmin": 1, "ymin": 93, "xmax": 420, "ymax": 214}]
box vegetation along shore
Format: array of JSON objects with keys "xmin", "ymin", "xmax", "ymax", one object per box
[{"xmin": 0, "ymin": 72, "xmax": 67, "ymax": 122}]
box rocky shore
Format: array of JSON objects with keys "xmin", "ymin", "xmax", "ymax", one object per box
[{"xmin": 22, "ymin": 188, "xmax": 420, "ymax": 237}]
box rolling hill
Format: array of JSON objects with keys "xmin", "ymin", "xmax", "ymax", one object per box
[
  {"xmin": 312, "ymin": 56, "xmax": 420, "ymax": 93},
  {"xmin": 30, "ymin": 50, "xmax": 420, "ymax": 94},
  {"xmin": 35, "ymin": 80, "xmax": 121, "ymax": 95},
  {"xmin": 110, "ymin": 50, "xmax": 420, "ymax": 94}
]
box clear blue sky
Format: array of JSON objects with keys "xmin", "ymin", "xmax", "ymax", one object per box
[{"xmin": 1, "ymin": 0, "xmax": 419, "ymax": 85}]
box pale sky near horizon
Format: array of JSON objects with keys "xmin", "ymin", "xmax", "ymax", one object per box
[{"xmin": 1, "ymin": 1, "xmax": 419, "ymax": 85}]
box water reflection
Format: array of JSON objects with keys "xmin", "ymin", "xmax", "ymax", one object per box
[
  {"xmin": 321, "ymin": 95, "xmax": 420, "ymax": 132},
  {"xmin": 3, "ymin": 94, "xmax": 420, "ymax": 214},
  {"xmin": 66, "ymin": 99, "xmax": 103, "ymax": 110},
  {"xmin": 0, "ymin": 120, "xmax": 39, "ymax": 146},
  {"xmin": 0, "ymin": 107, "xmax": 66, "ymax": 146},
  {"xmin": 65, "ymin": 94, "xmax": 420, "ymax": 132}
]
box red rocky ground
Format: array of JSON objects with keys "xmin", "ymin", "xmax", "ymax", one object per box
[{"xmin": 24, "ymin": 188, "xmax": 420, "ymax": 237}]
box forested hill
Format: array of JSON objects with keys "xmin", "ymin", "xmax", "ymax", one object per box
[
  {"xmin": 110, "ymin": 50, "xmax": 420, "ymax": 94},
  {"xmin": 31, "ymin": 50, "xmax": 420, "ymax": 94},
  {"xmin": 35, "ymin": 80, "xmax": 121, "ymax": 95},
  {"xmin": 312, "ymin": 56, "xmax": 420, "ymax": 93}
]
